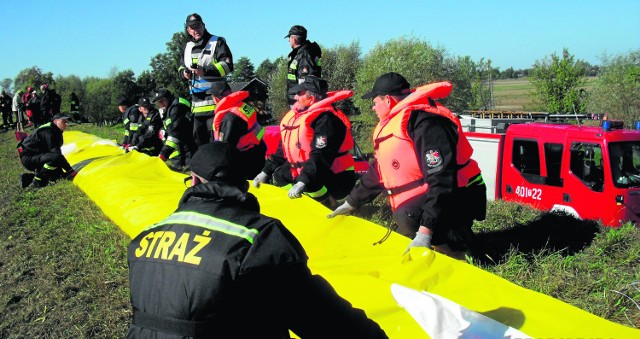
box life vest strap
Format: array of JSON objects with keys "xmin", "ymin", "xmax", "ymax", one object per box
[
  {"xmin": 384, "ymin": 178, "xmax": 425, "ymax": 196},
  {"xmin": 132, "ymin": 309, "xmax": 213, "ymax": 337}
]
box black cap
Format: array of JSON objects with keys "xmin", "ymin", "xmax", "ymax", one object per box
[
  {"xmin": 186, "ymin": 13, "xmax": 203, "ymax": 27},
  {"xmin": 190, "ymin": 141, "xmax": 246, "ymax": 185},
  {"xmin": 151, "ymin": 88, "xmax": 172, "ymax": 103},
  {"xmin": 285, "ymin": 25, "xmax": 307, "ymax": 39},
  {"xmin": 138, "ymin": 97, "xmax": 152, "ymax": 108},
  {"xmin": 289, "ymin": 75, "xmax": 328, "ymax": 96},
  {"xmin": 361, "ymin": 72, "xmax": 411, "ymax": 99},
  {"xmin": 207, "ymin": 80, "xmax": 231, "ymax": 98},
  {"xmin": 116, "ymin": 97, "xmax": 128, "ymax": 106},
  {"xmin": 52, "ymin": 114, "xmax": 70, "ymax": 121}
]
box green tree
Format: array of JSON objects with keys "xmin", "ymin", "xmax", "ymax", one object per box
[
  {"xmin": 54, "ymin": 75, "xmax": 84, "ymax": 113},
  {"xmin": 83, "ymin": 77, "xmax": 114, "ymax": 124},
  {"xmin": 230, "ymin": 56, "xmax": 255, "ymax": 82},
  {"xmin": 321, "ymin": 41, "xmax": 362, "ymax": 116},
  {"xmin": 352, "ymin": 37, "xmax": 457, "ymax": 151},
  {"xmin": 265, "ymin": 57, "xmax": 289, "ymax": 122},
  {"xmin": 255, "ymin": 59, "xmax": 277, "ymax": 83},
  {"xmin": 529, "ymin": 48, "xmax": 587, "ymax": 113},
  {"xmin": 150, "ymin": 32, "xmax": 189, "ymax": 98},
  {"xmin": 1, "ymin": 78, "xmax": 12, "ymax": 93},
  {"xmin": 13, "ymin": 66, "xmax": 55, "ymax": 93},
  {"xmin": 445, "ymin": 56, "xmax": 493, "ymax": 111},
  {"xmin": 587, "ymin": 50, "xmax": 640, "ymax": 124},
  {"xmin": 112, "ymin": 69, "xmax": 141, "ymax": 105},
  {"xmin": 137, "ymin": 70, "xmax": 157, "ymax": 98}
]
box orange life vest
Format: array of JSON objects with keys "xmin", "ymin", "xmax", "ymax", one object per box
[
  {"xmin": 213, "ymin": 91, "xmax": 265, "ymax": 151},
  {"xmin": 280, "ymin": 90, "xmax": 355, "ymax": 178},
  {"xmin": 373, "ymin": 81, "xmax": 481, "ymax": 210}
]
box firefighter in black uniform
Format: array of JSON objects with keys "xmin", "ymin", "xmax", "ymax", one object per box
[
  {"xmin": 127, "ymin": 141, "xmax": 387, "ymax": 339},
  {"xmin": 180, "ymin": 13, "xmax": 234, "ymax": 147},
  {"xmin": 18, "ymin": 115, "xmax": 77, "ymax": 188},
  {"xmin": 329, "ymin": 73, "xmax": 487, "ymax": 258},
  {"xmin": 253, "ymin": 76, "xmax": 357, "ymax": 209},
  {"xmin": 210, "ymin": 80, "xmax": 267, "ymax": 179},
  {"xmin": 128, "ymin": 97, "xmax": 163, "ymax": 156},
  {"xmin": 118, "ymin": 98, "xmax": 141, "ymax": 148},
  {"xmin": 151, "ymin": 88, "xmax": 197, "ymax": 170},
  {"xmin": 285, "ymin": 25, "xmax": 322, "ymax": 106}
]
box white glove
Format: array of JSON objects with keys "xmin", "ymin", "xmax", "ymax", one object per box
[
  {"xmin": 327, "ymin": 201, "xmax": 355, "ymax": 218},
  {"xmin": 288, "ymin": 182, "xmax": 306, "ymax": 199},
  {"xmin": 404, "ymin": 231, "xmax": 432, "ymax": 254},
  {"xmin": 252, "ymin": 172, "xmax": 269, "ymax": 188},
  {"xmin": 126, "ymin": 145, "xmax": 138, "ymax": 153}
]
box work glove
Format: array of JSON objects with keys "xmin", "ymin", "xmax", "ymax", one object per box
[
  {"xmin": 126, "ymin": 145, "xmax": 138, "ymax": 152},
  {"xmin": 288, "ymin": 182, "xmax": 306, "ymax": 199},
  {"xmin": 158, "ymin": 154, "xmax": 166, "ymax": 161},
  {"xmin": 118, "ymin": 143, "xmax": 128, "ymax": 152},
  {"xmin": 327, "ymin": 201, "xmax": 355, "ymax": 218},
  {"xmin": 252, "ymin": 172, "xmax": 269, "ymax": 188},
  {"xmin": 404, "ymin": 231, "xmax": 432, "ymax": 254}
]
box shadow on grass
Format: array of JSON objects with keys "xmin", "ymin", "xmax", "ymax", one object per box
[{"xmin": 471, "ymin": 212, "xmax": 601, "ymax": 265}]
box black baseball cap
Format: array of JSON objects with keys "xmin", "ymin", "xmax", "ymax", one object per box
[
  {"xmin": 207, "ymin": 80, "xmax": 231, "ymax": 98},
  {"xmin": 138, "ymin": 97, "xmax": 152, "ymax": 108},
  {"xmin": 288, "ymin": 75, "xmax": 328, "ymax": 96},
  {"xmin": 190, "ymin": 141, "xmax": 246, "ymax": 186},
  {"xmin": 285, "ymin": 25, "xmax": 307, "ymax": 39},
  {"xmin": 151, "ymin": 88, "xmax": 171, "ymax": 103},
  {"xmin": 116, "ymin": 97, "xmax": 128, "ymax": 106},
  {"xmin": 361, "ymin": 72, "xmax": 411, "ymax": 99},
  {"xmin": 52, "ymin": 114, "xmax": 70, "ymax": 121},
  {"xmin": 186, "ymin": 13, "xmax": 203, "ymax": 27}
]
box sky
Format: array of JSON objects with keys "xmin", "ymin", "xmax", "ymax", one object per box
[{"xmin": 1, "ymin": 0, "xmax": 638, "ymax": 88}]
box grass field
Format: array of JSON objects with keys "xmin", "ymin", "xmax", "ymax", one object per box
[
  {"xmin": 0, "ymin": 122, "xmax": 638, "ymax": 336},
  {"xmin": 491, "ymin": 77, "xmax": 598, "ymax": 111}
]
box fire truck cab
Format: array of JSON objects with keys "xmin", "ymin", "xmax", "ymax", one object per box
[{"xmin": 467, "ymin": 120, "xmax": 640, "ymax": 227}]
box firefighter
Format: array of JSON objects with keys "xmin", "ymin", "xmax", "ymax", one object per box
[
  {"xmin": 127, "ymin": 97, "xmax": 163, "ymax": 156},
  {"xmin": 39, "ymin": 84, "xmax": 53, "ymax": 122},
  {"xmin": 252, "ymin": 76, "xmax": 357, "ymax": 209},
  {"xmin": 70, "ymin": 92, "xmax": 81, "ymax": 123},
  {"xmin": 118, "ymin": 97, "xmax": 141, "ymax": 149},
  {"xmin": 328, "ymin": 73, "xmax": 487, "ymax": 258},
  {"xmin": 18, "ymin": 115, "xmax": 77, "ymax": 188},
  {"xmin": 285, "ymin": 25, "xmax": 322, "ymax": 107},
  {"xmin": 127, "ymin": 141, "xmax": 387, "ymax": 338},
  {"xmin": 211, "ymin": 80, "xmax": 267, "ymax": 179},
  {"xmin": 151, "ymin": 88, "xmax": 196, "ymax": 171},
  {"xmin": 180, "ymin": 13, "xmax": 233, "ymax": 147}
]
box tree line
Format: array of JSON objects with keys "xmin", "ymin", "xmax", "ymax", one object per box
[{"xmin": 2, "ymin": 32, "xmax": 638, "ymax": 151}]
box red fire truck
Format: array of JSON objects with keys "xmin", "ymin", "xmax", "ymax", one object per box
[{"xmin": 466, "ymin": 119, "xmax": 640, "ymax": 227}]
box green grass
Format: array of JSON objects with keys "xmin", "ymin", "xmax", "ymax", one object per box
[
  {"xmin": 491, "ymin": 76, "xmax": 598, "ymax": 111},
  {"xmin": 0, "ymin": 122, "xmax": 638, "ymax": 336}
]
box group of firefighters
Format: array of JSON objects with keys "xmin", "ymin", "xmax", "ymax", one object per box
[{"xmin": 16, "ymin": 13, "xmax": 488, "ymax": 338}]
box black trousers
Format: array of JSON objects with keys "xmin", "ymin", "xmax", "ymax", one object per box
[
  {"xmin": 21, "ymin": 152, "xmax": 73, "ymax": 184},
  {"xmin": 392, "ymin": 183, "xmax": 487, "ymax": 251},
  {"xmin": 192, "ymin": 116, "xmax": 214, "ymax": 147}
]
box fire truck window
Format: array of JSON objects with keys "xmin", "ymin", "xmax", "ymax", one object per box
[
  {"xmin": 609, "ymin": 141, "xmax": 640, "ymax": 188},
  {"xmin": 544, "ymin": 143, "xmax": 563, "ymax": 187},
  {"xmin": 512, "ymin": 139, "xmax": 541, "ymax": 180},
  {"xmin": 570, "ymin": 143, "xmax": 604, "ymax": 192}
]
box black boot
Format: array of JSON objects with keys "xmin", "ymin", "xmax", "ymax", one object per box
[{"xmin": 20, "ymin": 173, "xmax": 35, "ymax": 188}]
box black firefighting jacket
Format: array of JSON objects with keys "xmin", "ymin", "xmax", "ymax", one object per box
[{"xmin": 127, "ymin": 181, "xmax": 387, "ymax": 339}]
